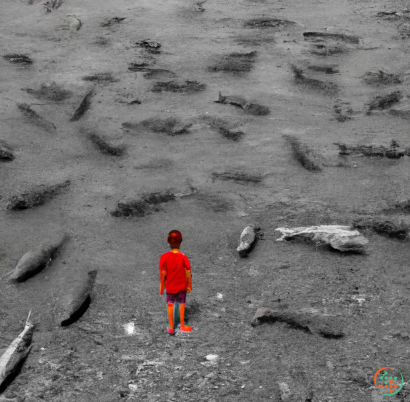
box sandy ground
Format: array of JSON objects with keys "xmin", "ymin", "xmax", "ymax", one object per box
[{"xmin": 1, "ymin": 0, "xmax": 410, "ymax": 400}]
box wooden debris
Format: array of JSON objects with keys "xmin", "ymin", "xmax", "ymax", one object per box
[
  {"xmin": 61, "ymin": 270, "xmax": 97, "ymax": 326},
  {"xmin": 7, "ymin": 233, "xmax": 67, "ymax": 283},
  {"xmin": 0, "ymin": 311, "xmax": 34, "ymax": 391},
  {"xmin": 212, "ymin": 171, "xmax": 263, "ymax": 184},
  {"xmin": 275, "ymin": 225, "xmax": 368, "ymax": 252},
  {"xmin": 70, "ymin": 90, "xmax": 94, "ymax": 122},
  {"xmin": 17, "ymin": 103, "xmax": 56, "ymax": 132},
  {"xmin": 237, "ymin": 225, "xmax": 258, "ymax": 256},
  {"xmin": 6, "ymin": 180, "xmax": 71, "ymax": 211}
]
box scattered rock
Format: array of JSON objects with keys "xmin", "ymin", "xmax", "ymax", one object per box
[
  {"xmin": 212, "ymin": 171, "xmax": 263, "ymax": 184},
  {"xmin": 128, "ymin": 99, "xmax": 141, "ymax": 105},
  {"xmin": 23, "ymin": 82, "xmax": 73, "ymax": 102},
  {"xmin": 303, "ymin": 31, "xmax": 360, "ymax": 44},
  {"xmin": 100, "ymin": 17, "xmax": 126, "ymax": 27},
  {"xmin": 60, "ymin": 270, "xmax": 98, "ymax": 326},
  {"xmin": 362, "ymin": 70, "xmax": 401, "ymax": 86},
  {"xmin": 244, "ymin": 18, "xmax": 295, "ymax": 29},
  {"xmin": 352, "ymin": 218, "xmax": 408, "ymax": 239},
  {"xmin": 8, "ymin": 233, "xmax": 67, "ymax": 283},
  {"xmin": 17, "ymin": 103, "xmax": 56, "ymax": 132},
  {"xmin": 208, "ymin": 51, "xmax": 257, "ymax": 74},
  {"xmin": 82, "ymin": 73, "xmax": 119, "ymax": 83},
  {"xmin": 283, "ymin": 134, "xmax": 324, "ymax": 172},
  {"xmin": 3, "ymin": 54, "xmax": 33, "ymax": 65},
  {"xmin": 237, "ymin": 225, "xmax": 259, "ymax": 256},
  {"xmin": 151, "ymin": 80, "xmax": 206, "ymax": 93},
  {"xmin": 275, "ymin": 225, "xmax": 368, "ymax": 253},
  {"xmin": 367, "ymin": 91, "xmax": 402, "ymax": 115},
  {"xmin": 251, "ymin": 307, "xmax": 345, "ymax": 338},
  {"xmin": 215, "ymin": 91, "xmax": 270, "ymax": 115},
  {"xmin": 6, "ymin": 180, "xmax": 71, "ymax": 211},
  {"xmin": 70, "ymin": 90, "xmax": 94, "ymax": 122}
]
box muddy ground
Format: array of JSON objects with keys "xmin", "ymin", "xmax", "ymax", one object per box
[{"xmin": 1, "ymin": 0, "xmax": 410, "ymax": 401}]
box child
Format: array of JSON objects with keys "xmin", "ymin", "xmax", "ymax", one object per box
[{"xmin": 159, "ymin": 230, "xmax": 193, "ymax": 335}]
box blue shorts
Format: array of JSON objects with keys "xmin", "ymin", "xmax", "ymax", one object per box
[{"xmin": 166, "ymin": 290, "xmax": 186, "ymax": 304}]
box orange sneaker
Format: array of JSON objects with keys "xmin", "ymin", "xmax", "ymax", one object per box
[
  {"xmin": 167, "ymin": 327, "xmax": 175, "ymax": 335},
  {"xmin": 180, "ymin": 325, "xmax": 193, "ymax": 332}
]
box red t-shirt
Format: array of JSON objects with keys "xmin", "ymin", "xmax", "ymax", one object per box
[{"xmin": 159, "ymin": 249, "xmax": 191, "ymax": 293}]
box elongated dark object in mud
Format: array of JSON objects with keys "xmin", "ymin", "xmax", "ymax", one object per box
[
  {"xmin": 6, "ymin": 180, "xmax": 71, "ymax": 211},
  {"xmin": 61, "ymin": 270, "xmax": 97, "ymax": 326},
  {"xmin": 237, "ymin": 225, "xmax": 259, "ymax": 256},
  {"xmin": 70, "ymin": 90, "xmax": 94, "ymax": 122},
  {"xmin": 17, "ymin": 103, "xmax": 56, "ymax": 132},
  {"xmin": 0, "ymin": 311, "xmax": 34, "ymax": 392},
  {"xmin": 8, "ymin": 234, "xmax": 67, "ymax": 283}
]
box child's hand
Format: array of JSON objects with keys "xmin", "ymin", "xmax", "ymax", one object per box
[{"xmin": 187, "ymin": 286, "xmax": 192, "ymax": 294}]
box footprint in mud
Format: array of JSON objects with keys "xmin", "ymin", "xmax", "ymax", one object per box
[
  {"xmin": 123, "ymin": 117, "xmax": 192, "ymax": 136},
  {"xmin": 208, "ymin": 51, "xmax": 257, "ymax": 74},
  {"xmin": 244, "ymin": 18, "xmax": 296, "ymax": 30},
  {"xmin": 362, "ymin": 70, "xmax": 401, "ymax": 86},
  {"xmin": 211, "ymin": 171, "xmax": 264, "ymax": 184},
  {"xmin": 134, "ymin": 157, "xmax": 173, "ymax": 170},
  {"xmin": 366, "ymin": 90, "xmax": 402, "ymax": 115},
  {"xmin": 215, "ymin": 92, "xmax": 270, "ymax": 116},
  {"xmin": 133, "ymin": 39, "xmax": 161, "ymax": 54},
  {"xmin": 100, "ymin": 17, "xmax": 126, "ymax": 27},
  {"xmin": 198, "ymin": 115, "xmax": 245, "ymax": 141},
  {"xmin": 290, "ymin": 64, "xmax": 338, "ymax": 96},
  {"xmin": 195, "ymin": 192, "xmax": 233, "ymax": 213},
  {"xmin": 151, "ymin": 80, "xmax": 206, "ymax": 94},
  {"xmin": 23, "ymin": 82, "xmax": 73, "ymax": 101},
  {"xmin": 128, "ymin": 63, "xmax": 177, "ymax": 79},
  {"xmin": 303, "ymin": 31, "xmax": 360, "ymax": 57},
  {"xmin": 192, "ymin": 0, "xmax": 206, "ymax": 12},
  {"xmin": 43, "ymin": 0, "xmax": 63, "ymax": 12},
  {"xmin": 303, "ymin": 32, "xmax": 360, "ymax": 44},
  {"xmin": 333, "ymin": 100, "xmax": 354, "ymax": 122},
  {"xmin": 307, "ymin": 63, "xmax": 339, "ymax": 74},
  {"xmin": 3, "ymin": 54, "xmax": 33, "ymax": 65},
  {"xmin": 82, "ymin": 72, "xmax": 119, "ymax": 84}
]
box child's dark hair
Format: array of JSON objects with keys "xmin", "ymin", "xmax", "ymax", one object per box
[{"xmin": 168, "ymin": 230, "xmax": 182, "ymax": 244}]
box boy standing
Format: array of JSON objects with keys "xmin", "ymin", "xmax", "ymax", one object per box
[{"xmin": 159, "ymin": 230, "xmax": 193, "ymax": 335}]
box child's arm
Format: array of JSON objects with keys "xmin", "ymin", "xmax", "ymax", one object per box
[
  {"xmin": 184, "ymin": 255, "xmax": 192, "ymax": 293},
  {"xmin": 159, "ymin": 256, "xmax": 167, "ymax": 295}
]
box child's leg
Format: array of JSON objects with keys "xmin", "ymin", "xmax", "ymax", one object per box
[
  {"xmin": 177, "ymin": 291, "xmax": 192, "ymax": 332},
  {"xmin": 166, "ymin": 292, "xmax": 177, "ymax": 334}
]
